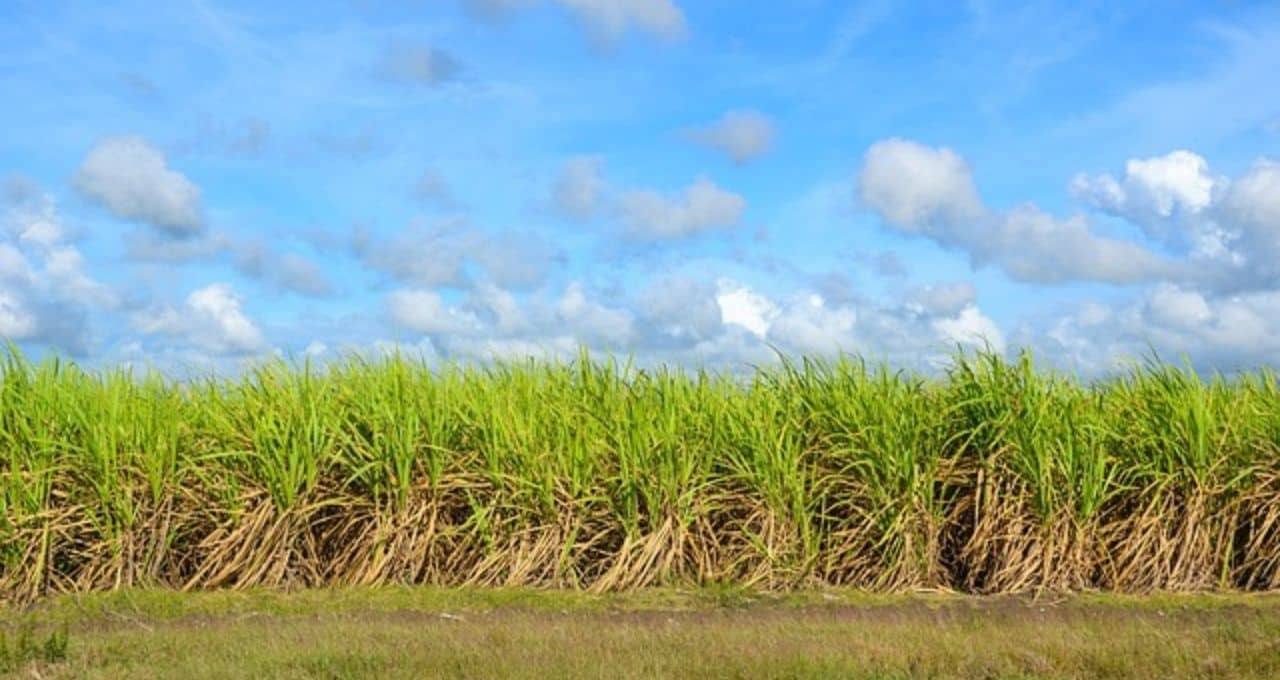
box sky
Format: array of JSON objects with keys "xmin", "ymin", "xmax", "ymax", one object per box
[{"xmin": 2, "ymin": 0, "xmax": 1280, "ymax": 376}]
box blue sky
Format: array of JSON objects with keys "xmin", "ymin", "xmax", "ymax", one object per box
[{"xmin": 2, "ymin": 0, "xmax": 1280, "ymax": 374}]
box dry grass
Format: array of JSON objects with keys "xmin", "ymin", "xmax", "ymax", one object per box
[{"xmin": 3, "ymin": 346, "xmax": 1280, "ymax": 603}]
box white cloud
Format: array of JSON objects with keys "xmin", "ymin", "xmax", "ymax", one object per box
[
  {"xmin": 471, "ymin": 231, "xmax": 558, "ymax": 290},
  {"xmin": 621, "ymin": 176, "xmax": 745, "ymax": 239},
  {"xmin": 858, "ymin": 138, "xmax": 1173, "ymax": 284},
  {"xmin": 1144, "ymin": 283, "xmax": 1213, "ymax": 329},
  {"xmin": 386, "ymin": 281, "xmax": 634, "ymax": 357},
  {"xmin": 186, "ymin": 285, "xmax": 264, "ymax": 352},
  {"xmin": 443, "ymin": 335, "xmax": 581, "ymax": 364},
  {"xmin": 0, "ymin": 290, "xmax": 37, "ymax": 339},
  {"xmin": 716, "ymin": 279, "xmax": 778, "ymax": 338},
  {"xmin": 303, "ymin": 340, "xmax": 328, "ymax": 358},
  {"xmin": 857, "ymin": 139, "xmax": 984, "ymax": 230},
  {"xmin": 276, "ymin": 252, "xmax": 333, "ymax": 296},
  {"xmin": 0, "ymin": 243, "xmax": 32, "ymax": 284},
  {"xmin": 556, "ymin": 282, "xmax": 633, "ymax": 345},
  {"xmin": 1220, "ymin": 159, "xmax": 1280, "ymax": 226},
  {"xmin": 908, "ymin": 282, "xmax": 975, "ymax": 316},
  {"xmin": 356, "ymin": 220, "xmax": 555, "ymax": 290},
  {"xmin": 467, "ymin": 282, "xmax": 529, "ymax": 334},
  {"xmin": 135, "ymin": 283, "xmax": 267, "ymax": 355},
  {"xmin": 1, "ymin": 187, "xmax": 115, "ymax": 353},
  {"xmin": 1033, "ymin": 285, "xmax": 1280, "ymax": 373},
  {"xmin": 933, "ymin": 305, "xmax": 1006, "ymax": 353},
  {"xmin": 1070, "ymin": 152, "xmax": 1280, "ymax": 291},
  {"xmin": 1070, "ymin": 150, "xmax": 1224, "ymax": 246},
  {"xmin": 713, "ymin": 277, "xmax": 1005, "ymax": 364},
  {"xmin": 686, "ymin": 110, "xmax": 776, "ymax": 164},
  {"xmin": 982, "ymin": 205, "xmax": 1174, "ymax": 284},
  {"xmin": 73, "ymin": 136, "xmax": 204, "ymax": 235},
  {"xmin": 235, "ymin": 242, "xmax": 333, "ymax": 296},
  {"xmin": 768, "ymin": 294, "xmax": 857, "ymax": 355},
  {"xmin": 553, "ymin": 155, "xmax": 606, "ymax": 220},
  {"xmin": 640, "ymin": 274, "xmax": 723, "ymax": 343},
  {"xmin": 1217, "ymin": 159, "xmax": 1280, "ymax": 260},
  {"xmin": 354, "ymin": 218, "xmax": 475, "ymax": 287},
  {"xmin": 42, "ymin": 246, "xmax": 116, "ymax": 308},
  {"xmin": 386, "ymin": 289, "xmax": 483, "ymax": 336}
]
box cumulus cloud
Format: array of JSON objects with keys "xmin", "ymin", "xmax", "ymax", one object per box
[
  {"xmin": 134, "ymin": 283, "xmax": 266, "ymax": 356},
  {"xmin": 234, "ymin": 241, "xmax": 333, "ymax": 297},
  {"xmin": 1069, "ymin": 152, "xmax": 1280, "ymax": 292},
  {"xmin": 0, "ymin": 289, "xmax": 36, "ymax": 339},
  {"xmin": 372, "ymin": 265, "xmax": 1011, "ymax": 372},
  {"xmin": 385, "ymin": 281, "xmax": 634, "ymax": 356},
  {"xmin": 353, "ymin": 218, "xmax": 475, "ymax": 288},
  {"xmin": 639, "ymin": 275, "xmax": 723, "ymax": 344},
  {"xmin": 907, "ymin": 282, "xmax": 976, "ymax": 316},
  {"xmin": 467, "ymin": 282, "xmax": 530, "ymax": 334},
  {"xmin": 980, "ymin": 206, "xmax": 1175, "ymax": 284},
  {"xmin": 1072, "ymin": 150, "xmax": 1219, "ymax": 222},
  {"xmin": 1031, "ymin": 284, "xmax": 1280, "ymax": 374},
  {"xmin": 471, "ymin": 231, "xmax": 561, "ymax": 290},
  {"xmin": 1070, "ymin": 150, "xmax": 1224, "ymax": 247},
  {"xmin": 1219, "ymin": 159, "xmax": 1280, "ymax": 231},
  {"xmin": 857, "ymin": 139, "xmax": 984, "ymax": 230},
  {"xmin": 556, "ymin": 282, "xmax": 634, "ymax": 345},
  {"xmin": 550, "ymin": 157, "xmax": 744, "ymax": 240},
  {"xmin": 386, "ymin": 289, "xmax": 483, "ymax": 336},
  {"xmin": 716, "ymin": 280, "xmax": 778, "ymax": 338},
  {"xmin": 987, "ymin": 148, "xmax": 1280, "ymax": 372},
  {"xmin": 73, "ymin": 136, "xmax": 204, "ymax": 235},
  {"xmin": 714, "ymin": 278, "xmax": 1005, "ymax": 362},
  {"xmin": 377, "ymin": 45, "xmax": 460, "ymax": 85},
  {"xmin": 768, "ymin": 294, "xmax": 858, "ymax": 355},
  {"xmin": 933, "ymin": 306, "xmax": 1006, "ymax": 353},
  {"xmin": 355, "ymin": 219, "xmax": 557, "ymax": 290},
  {"xmin": 1144, "ymin": 283, "xmax": 1213, "ymax": 329},
  {"xmin": 1215, "ymin": 159, "xmax": 1280, "ymax": 281},
  {"xmin": 621, "ymin": 176, "xmax": 745, "ymax": 239},
  {"xmin": 685, "ymin": 110, "xmax": 776, "ymax": 165},
  {"xmin": 857, "ymin": 138, "xmax": 1174, "ymax": 284},
  {"xmin": 1, "ymin": 183, "xmax": 116, "ymax": 354},
  {"xmin": 552, "ymin": 155, "xmax": 606, "ymax": 220}
]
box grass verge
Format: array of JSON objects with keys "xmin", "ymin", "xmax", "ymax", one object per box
[{"xmin": 4, "ymin": 587, "xmax": 1280, "ymax": 678}]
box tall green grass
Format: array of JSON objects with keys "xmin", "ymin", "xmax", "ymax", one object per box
[{"xmin": 2, "ymin": 346, "xmax": 1279, "ymax": 602}]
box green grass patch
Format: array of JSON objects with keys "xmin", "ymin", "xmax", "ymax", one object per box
[{"xmin": 5, "ymin": 587, "xmax": 1280, "ymax": 679}]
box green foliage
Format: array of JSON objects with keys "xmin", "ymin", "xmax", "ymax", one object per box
[
  {"xmin": 0, "ymin": 622, "xmax": 69, "ymax": 673},
  {"xmin": 2, "ymin": 344, "xmax": 1280, "ymax": 599}
]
